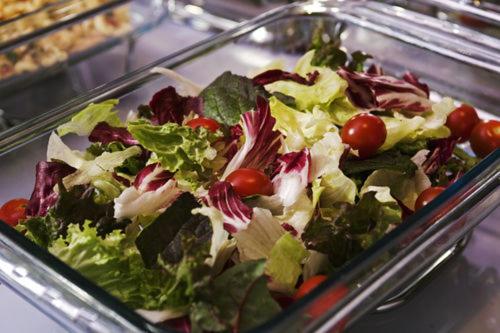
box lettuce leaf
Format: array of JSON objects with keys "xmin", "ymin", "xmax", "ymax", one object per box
[
  {"xmin": 266, "ymin": 233, "xmax": 308, "ymax": 294},
  {"xmin": 127, "ymin": 120, "xmax": 217, "ymax": 173},
  {"xmin": 47, "ymin": 132, "xmax": 142, "ymax": 189},
  {"xmin": 57, "ymin": 100, "xmax": 122, "ymax": 137},
  {"xmin": 50, "ymin": 221, "xmax": 207, "ymax": 311},
  {"xmin": 269, "ymin": 96, "xmax": 336, "ymax": 151},
  {"xmin": 265, "ymin": 51, "xmax": 347, "ymax": 110}
]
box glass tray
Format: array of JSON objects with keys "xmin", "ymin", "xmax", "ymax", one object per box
[{"xmin": 0, "ymin": 1, "xmax": 499, "ymax": 332}]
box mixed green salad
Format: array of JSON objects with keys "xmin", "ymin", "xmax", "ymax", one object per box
[{"xmin": 2, "ymin": 35, "xmax": 498, "ymax": 332}]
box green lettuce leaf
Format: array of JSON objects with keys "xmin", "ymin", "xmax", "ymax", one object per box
[
  {"xmin": 47, "ymin": 132, "xmax": 141, "ymax": 189},
  {"xmin": 380, "ymin": 98, "xmax": 455, "ymax": 150},
  {"xmin": 265, "ymin": 50, "xmax": 347, "ymax": 110},
  {"xmin": 190, "ymin": 260, "xmax": 281, "ymax": 332},
  {"xmin": 57, "ymin": 100, "xmax": 122, "ymax": 136},
  {"xmin": 200, "ymin": 71, "xmax": 265, "ymax": 125},
  {"xmin": 327, "ymin": 97, "xmax": 360, "ymax": 126},
  {"xmin": 266, "ymin": 233, "xmax": 308, "ymax": 294},
  {"xmin": 127, "ymin": 120, "xmax": 217, "ymax": 173},
  {"xmin": 269, "ymin": 96, "xmax": 336, "ymax": 151},
  {"xmin": 50, "ymin": 221, "xmax": 209, "ymax": 311}
]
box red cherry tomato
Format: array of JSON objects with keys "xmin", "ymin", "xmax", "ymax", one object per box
[
  {"xmin": 226, "ymin": 168, "xmax": 273, "ymax": 197},
  {"xmin": 294, "ymin": 275, "xmax": 349, "ymax": 323},
  {"xmin": 294, "ymin": 275, "xmax": 328, "ymax": 300},
  {"xmin": 469, "ymin": 120, "xmax": 500, "ymax": 158},
  {"xmin": 341, "ymin": 113, "xmax": 387, "ymax": 158},
  {"xmin": 186, "ymin": 117, "xmax": 220, "ymax": 132},
  {"xmin": 0, "ymin": 198, "xmax": 29, "ymax": 227},
  {"xmin": 415, "ymin": 187, "xmax": 446, "ymax": 211},
  {"xmin": 445, "ymin": 104, "xmax": 480, "ymax": 142}
]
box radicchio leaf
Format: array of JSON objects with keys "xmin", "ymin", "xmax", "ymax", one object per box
[
  {"xmin": 337, "ymin": 67, "xmax": 432, "ymax": 112},
  {"xmin": 402, "ymin": 72, "xmax": 430, "ymax": 98},
  {"xmin": 133, "ymin": 163, "xmax": 174, "ymax": 192},
  {"xmin": 422, "ymin": 137, "xmax": 458, "ymax": 175},
  {"xmin": 366, "ymin": 64, "xmax": 384, "ymax": 75},
  {"xmin": 114, "ymin": 163, "xmax": 180, "ymax": 220},
  {"xmin": 271, "ymin": 149, "xmax": 311, "ymax": 207},
  {"xmin": 149, "ymin": 86, "xmax": 203, "ymax": 125},
  {"xmin": 206, "ymin": 181, "xmax": 253, "ymax": 234},
  {"xmin": 252, "ymin": 69, "xmax": 319, "ymax": 86},
  {"xmin": 222, "ymin": 124, "xmax": 243, "ymax": 162},
  {"xmin": 222, "ymin": 96, "xmax": 281, "ymax": 179},
  {"xmin": 26, "ymin": 161, "xmax": 76, "ymax": 217},
  {"xmin": 89, "ymin": 122, "xmax": 138, "ymax": 146}
]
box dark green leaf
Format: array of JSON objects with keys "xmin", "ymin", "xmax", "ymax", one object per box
[
  {"xmin": 200, "ymin": 71, "xmax": 264, "ymax": 125},
  {"xmin": 53, "ymin": 185, "xmax": 130, "ymax": 238},
  {"xmin": 272, "ymin": 92, "xmax": 297, "ymax": 108},
  {"xmin": 347, "ymin": 51, "xmax": 373, "ymax": 72},
  {"xmin": 135, "ymin": 192, "xmax": 205, "ymax": 268},
  {"xmin": 394, "ymin": 139, "xmax": 429, "ymax": 156},
  {"xmin": 303, "ymin": 193, "xmax": 402, "ymax": 267},
  {"xmin": 342, "ymin": 150, "xmax": 418, "ymax": 177},
  {"xmin": 190, "ymin": 260, "xmax": 281, "ymax": 332},
  {"xmin": 311, "ymin": 42, "xmax": 347, "ymax": 70},
  {"xmin": 19, "ymin": 216, "xmax": 53, "ymax": 249},
  {"xmin": 137, "ymin": 104, "xmax": 153, "ymax": 119}
]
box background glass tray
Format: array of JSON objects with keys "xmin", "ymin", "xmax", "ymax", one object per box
[
  {"xmin": 0, "ymin": 0, "xmax": 168, "ymax": 133},
  {"xmin": 0, "ymin": 1, "xmax": 498, "ymax": 332}
]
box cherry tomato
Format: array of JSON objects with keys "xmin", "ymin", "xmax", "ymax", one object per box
[
  {"xmin": 0, "ymin": 198, "xmax": 29, "ymax": 227},
  {"xmin": 226, "ymin": 168, "xmax": 273, "ymax": 197},
  {"xmin": 294, "ymin": 275, "xmax": 328, "ymax": 300},
  {"xmin": 470, "ymin": 120, "xmax": 500, "ymax": 158},
  {"xmin": 186, "ymin": 117, "xmax": 220, "ymax": 132},
  {"xmin": 294, "ymin": 275, "xmax": 349, "ymax": 323},
  {"xmin": 414, "ymin": 187, "xmax": 446, "ymax": 211},
  {"xmin": 445, "ymin": 104, "xmax": 480, "ymax": 142},
  {"xmin": 341, "ymin": 113, "xmax": 387, "ymax": 158}
]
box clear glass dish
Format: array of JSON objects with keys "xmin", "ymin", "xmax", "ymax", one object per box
[{"xmin": 0, "ymin": 1, "xmax": 499, "ymax": 332}]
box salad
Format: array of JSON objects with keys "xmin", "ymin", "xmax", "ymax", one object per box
[{"xmin": 1, "ymin": 34, "xmax": 499, "ymax": 332}]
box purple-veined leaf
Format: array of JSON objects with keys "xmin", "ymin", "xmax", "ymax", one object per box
[
  {"xmin": 366, "ymin": 64, "xmax": 384, "ymax": 75},
  {"xmin": 222, "ymin": 96, "xmax": 281, "ymax": 179},
  {"xmin": 252, "ymin": 69, "xmax": 319, "ymax": 86},
  {"xmin": 271, "ymin": 149, "xmax": 311, "ymax": 207},
  {"xmin": 149, "ymin": 86, "xmax": 203, "ymax": 125},
  {"xmin": 402, "ymin": 72, "xmax": 430, "ymax": 98},
  {"xmin": 114, "ymin": 163, "xmax": 180, "ymax": 219},
  {"xmin": 26, "ymin": 161, "xmax": 76, "ymax": 216},
  {"xmin": 133, "ymin": 163, "xmax": 174, "ymax": 192},
  {"xmin": 337, "ymin": 67, "xmax": 432, "ymax": 112},
  {"xmin": 222, "ymin": 124, "xmax": 243, "ymax": 162},
  {"xmin": 422, "ymin": 137, "xmax": 458, "ymax": 175},
  {"xmin": 89, "ymin": 122, "xmax": 138, "ymax": 146},
  {"xmin": 206, "ymin": 181, "xmax": 253, "ymax": 234}
]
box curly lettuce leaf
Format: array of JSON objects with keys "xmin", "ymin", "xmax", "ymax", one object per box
[
  {"xmin": 127, "ymin": 120, "xmax": 217, "ymax": 173},
  {"xmin": 50, "ymin": 221, "xmax": 207, "ymax": 311},
  {"xmin": 57, "ymin": 100, "xmax": 122, "ymax": 137},
  {"xmin": 265, "ymin": 50, "xmax": 347, "ymax": 110},
  {"xmin": 269, "ymin": 96, "xmax": 336, "ymax": 151},
  {"xmin": 47, "ymin": 132, "xmax": 141, "ymax": 189}
]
